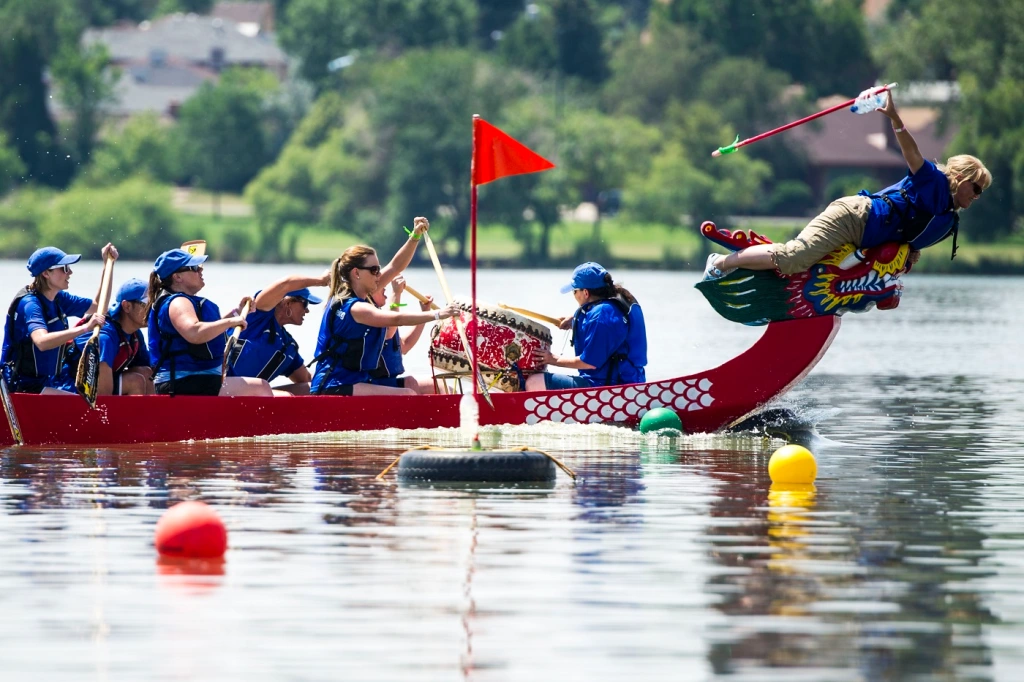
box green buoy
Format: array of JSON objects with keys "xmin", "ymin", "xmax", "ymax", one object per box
[{"xmin": 639, "ymin": 407, "xmax": 682, "ymax": 434}]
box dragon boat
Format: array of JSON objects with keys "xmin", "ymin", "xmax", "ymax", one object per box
[{"xmin": 0, "ymin": 223, "xmax": 910, "ymax": 448}]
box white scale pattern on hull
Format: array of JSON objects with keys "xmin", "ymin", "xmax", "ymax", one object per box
[{"xmin": 522, "ymin": 377, "xmax": 714, "ymax": 425}]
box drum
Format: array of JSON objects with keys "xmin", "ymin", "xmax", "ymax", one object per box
[{"xmin": 430, "ymin": 298, "xmax": 553, "ymax": 392}]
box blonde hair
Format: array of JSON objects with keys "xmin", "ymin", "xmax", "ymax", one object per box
[
  {"xmin": 938, "ymin": 154, "xmax": 992, "ymax": 193},
  {"xmin": 328, "ymin": 245, "xmax": 377, "ymax": 302}
]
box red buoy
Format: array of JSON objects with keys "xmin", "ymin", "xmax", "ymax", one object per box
[{"xmin": 155, "ymin": 501, "xmax": 227, "ymax": 559}]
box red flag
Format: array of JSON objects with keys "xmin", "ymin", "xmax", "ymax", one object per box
[{"xmin": 472, "ymin": 117, "xmax": 555, "ymax": 186}]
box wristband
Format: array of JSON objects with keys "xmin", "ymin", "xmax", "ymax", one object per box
[
  {"xmin": 389, "ymin": 302, "xmax": 406, "ymax": 310},
  {"xmin": 403, "ymin": 225, "xmax": 421, "ymax": 241},
  {"xmin": 433, "ymin": 310, "xmax": 441, "ymax": 321},
  {"xmin": 892, "ymin": 124, "xmax": 905, "ymax": 133}
]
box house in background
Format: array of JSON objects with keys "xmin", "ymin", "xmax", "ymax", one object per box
[{"xmin": 78, "ymin": 11, "xmax": 288, "ymax": 121}]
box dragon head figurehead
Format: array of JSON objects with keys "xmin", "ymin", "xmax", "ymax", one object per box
[
  {"xmin": 794, "ymin": 242, "xmax": 908, "ymax": 316},
  {"xmin": 695, "ymin": 222, "xmax": 910, "ymax": 325}
]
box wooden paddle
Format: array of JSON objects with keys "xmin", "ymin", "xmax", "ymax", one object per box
[
  {"xmin": 403, "ymin": 284, "xmax": 439, "ymax": 310},
  {"xmin": 498, "ymin": 302, "xmax": 562, "ymax": 327},
  {"xmin": 0, "ymin": 375, "xmax": 24, "ymax": 445},
  {"xmin": 221, "ymin": 301, "xmax": 250, "ymax": 382},
  {"xmin": 421, "ymin": 233, "xmax": 494, "ymax": 409},
  {"xmin": 75, "ymin": 255, "xmax": 116, "ymax": 409},
  {"xmin": 180, "ymin": 239, "xmax": 207, "ymax": 256}
]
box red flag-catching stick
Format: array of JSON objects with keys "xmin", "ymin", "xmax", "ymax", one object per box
[{"xmin": 711, "ymin": 82, "xmax": 898, "ymax": 158}]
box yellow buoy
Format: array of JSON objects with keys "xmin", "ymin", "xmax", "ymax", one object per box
[{"xmin": 768, "ymin": 444, "xmax": 817, "ymax": 484}]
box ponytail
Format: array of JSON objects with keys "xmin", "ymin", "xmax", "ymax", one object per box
[
  {"xmin": 328, "ymin": 245, "xmax": 376, "ymax": 302},
  {"xmin": 589, "ymin": 272, "xmax": 637, "ymax": 305}
]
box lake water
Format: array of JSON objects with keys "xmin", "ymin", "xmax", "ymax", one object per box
[{"xmin": 3, "ymin": 260, "xmax": 1024, "ymax": 681}]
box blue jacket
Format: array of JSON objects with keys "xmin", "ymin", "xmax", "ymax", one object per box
[
  {"xmin": 572, "ymin": 297, "xmax": 647, "ymax": 387},
  {"xmin": 148, "ymin": 292, "xmax": 225, "ymax": 384},
  {"xmin": 2, "ymin": 288, "xmax": 92, "ymax": 392},
  {"xmin": 860, "ymin": 160, "xmax": 958, "ymax": 254},
  {"xmin": 228, "ymin": 307, "xmax": 303, "ymax": 382},
  {"xmin": 310, "ymin": 297, "xmax": 386, "ymax": 393}
]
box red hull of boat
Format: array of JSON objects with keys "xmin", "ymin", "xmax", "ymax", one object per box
[{"xmin": 1, "ymin": 316, "xmax": 839, "ymax": 447}]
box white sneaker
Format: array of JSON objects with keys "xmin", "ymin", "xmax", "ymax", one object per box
[{"xmin": 703, "ymin": 253, "xmax": 726, "ymax": 281}]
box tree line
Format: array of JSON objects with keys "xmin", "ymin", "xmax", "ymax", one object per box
[{"xmin": 0, "ymin": 0, "xmax": 1020, "ymax": 263}]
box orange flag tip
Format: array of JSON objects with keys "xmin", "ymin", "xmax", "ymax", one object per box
[{"xmin": 472, "ymin": 117, "xmax": 555, "ymax": 186}]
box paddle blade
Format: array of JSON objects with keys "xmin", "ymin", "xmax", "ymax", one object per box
[
  {"xmin": 76, "ymin": 335, "xmax": 102, "ymax": 409},
  {"xmin": 181, "ymin": 240, "xmax": 207, "ymax": 257},
  {"xmin": 221, "ymin": 336, "xmax": 242, "ymax": 382},
  {"xmin": 0, "ymin": 375, "xmax": 23, "ymax": 445}
]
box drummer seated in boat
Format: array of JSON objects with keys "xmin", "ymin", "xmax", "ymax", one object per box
[
  {"xmin": 226, "ymin": 272, "xmax": 330, "ymax": 395},
  {"xmin": 69, "ymin": 278, "xmax": 154, "ymax": 396},
  {"xmin": 525, "ymin": 262, "xmax": 647, "ymax": 392},
  {"xmin": 147, "ymin": 248, "xmax": 274, "ymax": 397},
  {"xmin": 367, "ymin": 275, "xmax": 436, "ymax": 394},
  {"xmin": 310, "ymin": 217, "xmax": 460, "ymax": 396},
  {"xmin": 2, "ymin": 244, "xmax": 118, "ymax": 395}
]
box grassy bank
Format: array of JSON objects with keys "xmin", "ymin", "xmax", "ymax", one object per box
[{"xmin": 164, "ymin": 205, "xmax": 1024, "ymax": 274}]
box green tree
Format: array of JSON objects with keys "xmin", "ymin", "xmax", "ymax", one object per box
[
  {"xmin": 624, "ymin": 102, "xmax": 771, "ymax": 229},
  {"xmin": 0, "ymin": 132, "xmax": 27, "ymax": 197},
  {"xmin": 554, "ymin": 109, "xmax": 661, "ymax": 242},
  {"xmin": 277, "ymin": 0, "xmax": 476, "ymax": 87},
  {"xmin": 246, "ymin": 93, "xmax": 379, "ymax": 261},
  {"xmin": 553, "ymin": 0, "xmax": 609, "ymax": 84},
  {"xmin": 176, "ymin": 80, "xmax": 268, "ymax": 207},
  {"xmin": 368, "ymin": 50, "xmax": 529, "ymax": 259},
  {"xmin": 82, "ymin": 113, "xmax": 178, "ymax": 187},
  {"xmin": 658, "ymin": 0, "xmax": 875, "ymax": 96},
  {"xmin": 51, "ymin": 43, "xmax": 120, "ymax": 164},
  {"xmin": 0, "ymin": 0, "xmax": 78, "ymax": 187},
  {"xmin": 39, "ymin": 178, "xmax": 181, "ymax": 258},
  {"xmin": 603, "ymin": 19, "xmax": 717, "ymax": 123},
  {"xmin": 0, "ymin": 186, "xmax": 52, "ymax": 257}
]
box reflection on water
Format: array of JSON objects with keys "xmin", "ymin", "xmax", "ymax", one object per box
[
  {"xmin": 5, "ymin": 275, "xmax": 1024, "ymax": 679},
  {"xmin": 3, "ymin": 394, "xmax": 1022, "ymax": 681}
]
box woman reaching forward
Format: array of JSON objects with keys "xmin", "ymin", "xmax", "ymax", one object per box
[{"xmin": 310, "ymin": 217, "xmax": 459, "ymax": 396}]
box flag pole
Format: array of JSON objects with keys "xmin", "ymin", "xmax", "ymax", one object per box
[{"xmin": 471, "ymin": 115, "xmax": 480, "ymax": 404}]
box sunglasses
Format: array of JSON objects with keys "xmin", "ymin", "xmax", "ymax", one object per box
[
  {"xmin": 971, "ymin": 181, "xmax": 983, "ymax": 197},
  {"xmin": 176, "ymin": 265, "xmax": 203, "ymax": 274},
  {"xmin": 49, "ymin": 264, "xmax": 72, "ymax": 274},
  {"xmin": 356, "ymin": 264, "xmax": 382, "ymax": 276},
  {"xmin": 288, "ymin": 297, "xmax": 309, "ymax": 310}
]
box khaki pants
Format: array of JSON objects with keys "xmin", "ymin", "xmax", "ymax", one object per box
[{"xmin": 771, "ymin": 195, "xmax": 872, "ymax": 274}]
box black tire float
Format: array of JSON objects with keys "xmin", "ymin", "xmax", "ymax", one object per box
[
  {"xmin": 398, "ymin": 448, "xmax": 555, "ymax": 482},
  {"xmin": 381, "ymin": 446, "xmax": 576, "ymax": 483}
]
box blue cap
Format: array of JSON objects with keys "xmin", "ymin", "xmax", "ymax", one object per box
[
  {"xmin": 153, "ymin": 248, "xmax": 208, "ymax": 280},
  {"xmin": 286, "ymin": 287, "xmax": 323, "ymax": 305},
  {"xmin": 559, "ymin": 262, "xmax": 609, "ymax": 294},
  {"xmin": 108, "ymin": 278, "xmax": 149, "ymax": 317},
  {"xmin": 27, "ymin": 247, "xmax": 81, "ymax": 277}
]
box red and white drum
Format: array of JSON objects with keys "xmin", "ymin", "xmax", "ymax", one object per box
[{"xmin": 430, "ymin": 298, "xmax": 553, "ymax": 392}]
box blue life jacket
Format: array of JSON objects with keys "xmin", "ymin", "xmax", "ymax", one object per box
[
  {"xmin": 148, "ymin": 291, "xmax": 224, "ymax": 390},
  {"xmin": 2, "ymin": 288, "xmax": 84, "ymax": 393},
  {"xmin": 310, "ymin": 297, "xmax": 387, "ymax": 393},
  {"xmin": 572, "ymin": 296, "xmax": 647, "ymax": 386},
  {"xmin": 859, "ymin": 174, "xmax": 959, "ymax": 259},
  {"xmin": 378, "ymin": 332, "xmax": 404, "ymax": 378},
  {"xmin": 73, "ymin": 317, "xmax": 145, "ymax": 376},
  {"xmin": 228, "ymin": 308, "xmax": 303, "ymax": 382}
]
